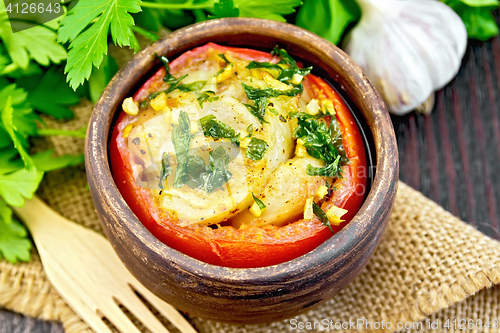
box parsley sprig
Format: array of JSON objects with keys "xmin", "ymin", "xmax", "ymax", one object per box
[
  {"xmin": 171, "ymin": 111, "xmax": 233, "ymax": 193},
  {"xmin": 292, "ymin": 112, "xmax": 347, "ymax": 177}
]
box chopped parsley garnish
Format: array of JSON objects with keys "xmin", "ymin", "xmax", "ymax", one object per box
[
  {"xmin": 180, "ymin": 81, "xmax": 207, "ymax": 92},
  {"xmin": 251, "ymin": 193, "xmax": 266, "ymax": 210},
  {"xmin": 158, "ymin": 152, "xmax": 173, "ymax": 189},
  {"xmin": 196, "ymin": 91, "xmax": 220, "ymax": 108},
  {"xmin": 242, "ymin": 83, "xmax": 302, "ymax": 123},
  {"xmin": 312, "ymin": 202, "xmax": 334, "ymax": 233},
  {"xmin": 292, "ymin": 112, "xmax": 347, "ymax": 177},
  {"xmin": 171, "ymin": 111, "xmax": 232, "ymax": 193},
  {"xmin": 215, "ymin": 53, "xmax": 232, "ymax": 76},
  {"xmin": 145, "ymin": 56, "xmax": 208, "ymax": 103},
  {"xmin": 247, "ymin": 47, "xmax": 312, "ymax": 85},
  {"xmin": 245, "ymin": 137, "xmax": 269, "ymax": 161},
  {"xmin": 200, "ymin": 115, "xmax": 236, "ymax": 140}
]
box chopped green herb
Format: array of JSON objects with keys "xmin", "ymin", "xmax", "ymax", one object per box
[
  {"xmin": 196, "ymin": 91, "xmax": 220, "ymax": 108},
  {"xmin": 242, "ymin": 83, "xmax": 302, "ymax": 123},
  {"xmin": 200, "ymin": 145, "xmax": 233, "ymax": 193},
  {"xmin": 269, "ymin": 108, "xmax": 279, "ymax": 115},
  {"xmin": 246, "ymin": 124, "xmax": 254, "ymax": 136},
  {"xmin": 247, "ymin": 47, "xmax": 312, "ymax": 85},
  {"xmin": 171, "ymin": 111, "xmax": 193, "ymax": 188},
  {"xmin": 292, "ymin": 112, "xmax": 347, "ymax": 177},
  {"xmin": 170, "ymin": 111, "xmax": 232, "ymax": 193},
  {"xmin": 200, "ymin": 115, "xmax": 236, "ymax": 140},
  {"xmin": 245, "ymin": 137, "xmax": 269, "ymax": 161},
  {"xmin": 218, "ymin": 53, "xmax": 230, "ymax": 64},
  {"xmin": 180, "ymin": 80, "xmax": 207, "ymax": 92},
  {"xmin": 251, "ymin": 192, "xmax": 266, "ymax": 210},
  {"xmin": 312, "ymin": 202, "xmax": 333, "ymax": 233},
  {"xmin": 158, "ymin": 152, "xmax": 173, "ymax": 189},
  {"xmin": 215, "ymin": 53, "xmax": 232, "ymax": 76}
]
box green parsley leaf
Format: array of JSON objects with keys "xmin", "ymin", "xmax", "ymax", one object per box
[
  {"xmin": 0, "ymin": 168, "xmax": 44, "ymax": 207},
  {"xmin": 242, "ymin": 83, "xmax": 302, "ymax": 123},
  {"xmin": 36, "ymin": 125, "xmax": 87, "ymax": 140},
  {"xmin": 440, "ymin": 0, "xmax": 499, "ymax": 40},
  {"xmin": 172, "ymin": 111, "xmax": 193, "ymax": 188},
  {"xmin": 251, "ymin": 192, "xmax": 266, "ymax": 210},
  {"xmin": 292, "ymin": 112, "xmax": 347, "ymax": 177},
  {"xmin": 158, "ymin": 152, "xmax": 174, "ymax": 189},
  {"xmin": 0, "ymin": 149, "xmax": 84, "ymax": 174},
  {"xmin": 196, "ymin": 91, "xmax": 220, "ymax": 108},
  {"xmin": 200, "ymin": 145, "xmax": 232, "ymax": 193},
  {"xmin": 245, "ymin": 137, "xmax": 268, "ymax": 160},
  {"xmin": 170, "ymin": 111, "xmax": 233, "ymax": 192},
  {"xmin": 200, "ymin": 115, "xmax": 236, "ymax": 139},
  {"xmin": 89, "ymin": 54, "xmax": 119, "ymax": 104},
  {"xmin": 248, "ymin": 47, "xmax": 312, "ymax": 84},
  {"xmin": 16, "ymin": 68, "xmax": 81, "ymax": 120},
  {"xmin": 312, "ymin": 201, "xmax": 334, "ymax": 233},
  {"xmin": 30, "ymin": 150, "xmax": 84, "ymax": 172},
  {"xmin": 0, "ymin": 197, "xmax": 12, "ymax": 225},
  {"xmin": 58, "ymin": 0, "xmax": 141, "ymax": 89},
  {"xmin": 0, "ymin": 10, "xmax": 67, "ymax": 70},
  {"xmin": 296, "ymin": 0, "xmax": 361, "ymax": 45},
  {"xmin": 1, "ymin": 95, "xmax": 35, "ymax": 170},
  {"xmin": 233, "ymin": 0, "xmax": 302, "ymax": 22},
  {"xmin": 212, "ymin": 0, "xmax": 240, "ymax": 18},
  {"xmin": 0, "ymin": 217, "xmax": 32, "ymax": 263},
  {"xmin": 180, "ymin": 81, "xmax": 207, "ymax": 92}
]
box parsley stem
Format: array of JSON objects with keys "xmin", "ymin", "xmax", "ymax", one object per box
[
  {"xmin": 131, "ymin": 26, "xmax": 159, "ymax": 42},
  {"xmin": 37, "ymin": 127, "xmax": 87, "ymax": 139},
  {"xmin": 140, "ymin": 1, "xmax": 214, "ymax": 10}
]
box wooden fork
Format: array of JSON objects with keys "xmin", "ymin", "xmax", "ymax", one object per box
[{"xmin": 13, "ymin": 196, "xmax": 198, "ymax": 333}]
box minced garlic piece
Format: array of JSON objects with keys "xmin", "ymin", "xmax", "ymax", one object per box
[
  {"xmin": 151, "ymin": 93, "xmax": 167, "ymax": 111},
  {"xmin": 306, "ymin": 99, "xmax": 321, "ymax": 115},
  {"xmin": 290, "ymin": 73, "xmax": 303, "ymax": 85},
  {"xmin": 249, "ymin": 202, "xmax": 263, "ymax": 217},
  {"xmin": 295, "ymin": 138, "xmax": 307, "ymax": 157},
  {"xmin": 326, "ymin": 205, "xmax": 348, "ymax": 226},
  {"xmin": 122, "ymin": 97, "xmax": 139, "ymax": 116},
  {"xmin": 304, "ymin": 197, "xmax": 314, "ymax": 220},
  {"xmin": 240, "ymin": 137, "xmax": 252, "ymax": 149},
  {"xmin": 190, "ymin": 120, "xmax": 199, "ymax": 134},
  {"xmin": 322, "ymin": 99, "xmax": 335, "ymax": 115},
  {"xmin": 316, "ymin": 186, "xmax": 329, "ymax": 199},
  {"xmin": 216, "ymin": 64, "xmax": 233, "ymax": 83},
  {"xmin": 261, "ymin": 71, "xmax": 290, "ymax": 91},
  {"xmin": 122, "ymin": 124, "xmax": 134, "ymax": 138}
]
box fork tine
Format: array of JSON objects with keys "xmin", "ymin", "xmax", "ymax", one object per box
[
  {"xmin": 67, "ymin": 303, "xmax": 114, "ymax": 333},
  {"xmin": 100, "ymin": 301, "xmax": 143, "ymax": 333},
  {"xmin": 116, "ymin": 289, "xmax": 172, "ymax": 333},
  {"xmin": 129, "ymin": 281, "xmax": 198, "ymax": 333}
]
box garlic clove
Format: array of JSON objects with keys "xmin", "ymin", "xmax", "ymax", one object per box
[{"xmin": 343, "ymin": 0, "xmax": 467, "ymax": 115}]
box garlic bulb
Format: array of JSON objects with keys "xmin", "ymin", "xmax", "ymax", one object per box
[{"xmin": 343, "ymin": 0, "xmax": 467, "ymax": 115}]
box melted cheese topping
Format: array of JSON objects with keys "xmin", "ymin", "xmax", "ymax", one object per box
[{"xmin": 124, "ymin": 47, "xmax": 331, "ymax": 228}]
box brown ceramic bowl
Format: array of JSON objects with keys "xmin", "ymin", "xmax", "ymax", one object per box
[{"xmin": 85, "ymin": 18, "xmax": 398, "ymax": 324}]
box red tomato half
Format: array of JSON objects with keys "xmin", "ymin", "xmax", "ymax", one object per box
[{"xmin": 110, "ymin": 43, "xmax": 367, "ymax": 268}]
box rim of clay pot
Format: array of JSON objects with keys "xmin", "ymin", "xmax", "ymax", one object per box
[{"xmin": 85, "ymin": 18, "xmax": 398, "ymax": 283}]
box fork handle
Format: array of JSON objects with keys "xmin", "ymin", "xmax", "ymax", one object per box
[{"xmin": 13, "ymin": 195, "xmax": 71, "ymax": 235}]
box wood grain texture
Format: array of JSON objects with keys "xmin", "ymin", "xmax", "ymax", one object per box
[
  {"xmin": 393, "ymin": 17, "xmax": 500, "ymax": 240},
  {"xmin": 0, "ymin": 309, "xmax": 63, "ymax": 333}
]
